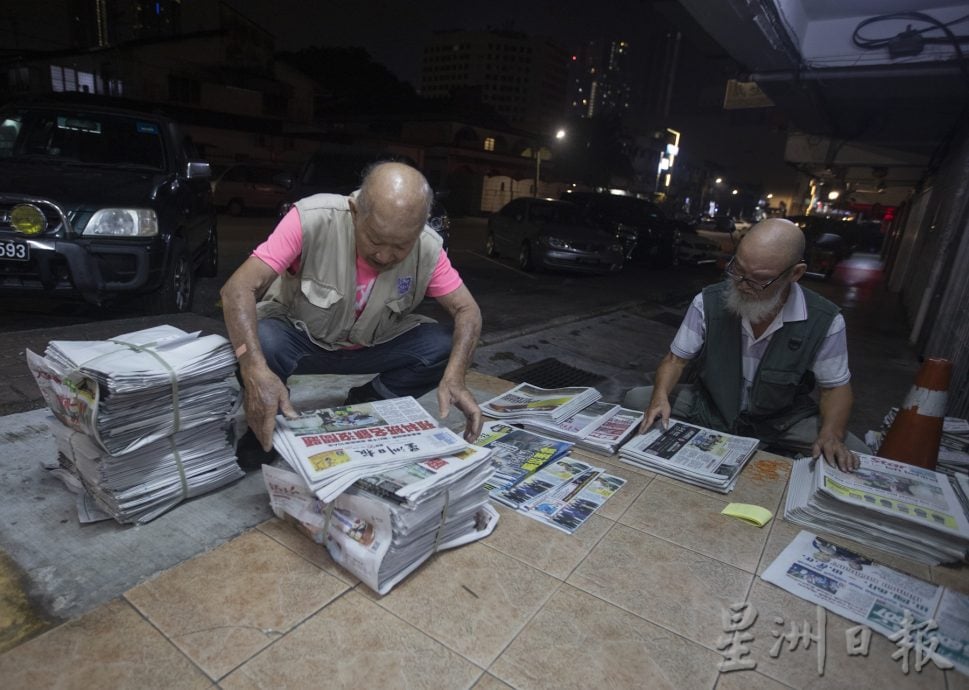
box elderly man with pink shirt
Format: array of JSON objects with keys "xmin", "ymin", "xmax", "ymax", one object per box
[{"xmin": 221, "ymin": 162, "xmax": 482, "ymax": 467}]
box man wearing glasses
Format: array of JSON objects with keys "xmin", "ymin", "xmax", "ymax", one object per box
[{"xmin": 624, "ymin": 217, "xmax": 864, "ymax": 471}]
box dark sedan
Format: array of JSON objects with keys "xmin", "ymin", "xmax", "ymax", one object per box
[{"xmin": 486, "ymin": 197, "xmax": 624, "ymax": 274}]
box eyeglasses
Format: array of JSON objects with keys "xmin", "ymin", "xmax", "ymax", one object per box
[{"xmin": 724, "ymin": 256, "xmax": 802, "ymax": 291}]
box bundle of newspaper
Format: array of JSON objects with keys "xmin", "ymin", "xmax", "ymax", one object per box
[
  {"xmin": 865, "ymin": 408, "xmax": 969, "ymax": 476},
  {"xmin": 784, "ymin": 453, "xmax": 969, "ymax": 565},
  {"xmin": 618, "ymin": 419, "xmax": 759, "ymax": 493},
  {"xmin": 491, "ymin": 456, "xmax": 627, "ymax": 534},
  {"xmin": 263, "ymin": 462, "xmax": 499, "ymax": 595},
  {"xmin": 479, "ymin": 383, "xmax": 601, "ymax": 423},
  {"xmin": 49, "ymin": 416, "xmax": 242, "ymax": 524},
  {"xmin": 272, "ymin": 397, "xmax": 470, "ymax": 503},
  {"xmin": 27, "ymin": 325, "xmax": 240, "ymax": 455},
  {"xmin": 474, "ymin": 421, "xmax": 574, "ymax": 494},
  {"xmin": 26, "ymin": 325, "xmax": 244, "ymax": 523},
  {"xmin": 762, "ymin": 530, "xmax": 969, "ymax": 678},
  {"xmin": 500, "ymin": 400, "xmax": 644, "ymax": 454}
]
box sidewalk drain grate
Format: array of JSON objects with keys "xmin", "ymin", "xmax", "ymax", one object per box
[
  {"xmin": 499, "ymin": 358, "xmax": 606, "ymax": 388},
  {"xmin": 649, "ymin": 311, "xmax": 685, "ymax": 328}
]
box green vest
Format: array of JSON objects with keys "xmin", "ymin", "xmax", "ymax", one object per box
[
  {"xmin": 689, "ymin": 281, "xmax": 840, "ymax": 437},
  {"xmin": 256, "ymin": 193, "xmax": 443, "ymax": 350}
]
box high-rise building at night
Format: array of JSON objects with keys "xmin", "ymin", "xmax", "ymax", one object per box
[
  {"xmin": 567, "ymin": 39, "xmax": 633, "ymax": 119},
  {"xmin": 419, "ymin": 30, "xmax": 569, "ymax": 132}
]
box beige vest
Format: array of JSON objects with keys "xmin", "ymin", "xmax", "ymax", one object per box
[{"xmin": 256, "ymin": 193, "xmax": 442, "ymax": 350}]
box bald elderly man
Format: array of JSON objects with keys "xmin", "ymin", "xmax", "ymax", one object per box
[
  {"xmin": 221, "ymin": 162, "xmax": 483, "ymax": 465},
  {"xmin": 624, "ymin": 218, "xmax": 866, "ymax": 471}
]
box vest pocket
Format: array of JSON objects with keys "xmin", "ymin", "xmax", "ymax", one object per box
[
  {"xmin": 300, "ymin": 279, "xmax": 344, "ymax": 309},
  {"xmin": 751, "ymin": 368, "xmax": 801, "ymax": 413}
]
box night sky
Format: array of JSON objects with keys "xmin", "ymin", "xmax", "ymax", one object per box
[{"xmin": 226, "ymin": 0, "xmax": 664, "ymax": 85}]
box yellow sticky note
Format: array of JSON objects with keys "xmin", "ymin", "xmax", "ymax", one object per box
[{"xmin": 721, "ymin": 503, "xmax": 773, "ymax": 527}]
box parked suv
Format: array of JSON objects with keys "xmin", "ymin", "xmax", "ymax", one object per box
[
  {"xmin": 561, "ymin": 191, "xmax": 681, "ymax": 267},
  {"xmin": 278, "ymin": 150, "xmax": 450, "ymax": 250},
  {"xmin": 0, "ymin": 98, "xmax": 217, "ymax": 313}
]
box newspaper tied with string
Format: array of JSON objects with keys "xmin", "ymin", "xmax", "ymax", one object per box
[
  {"xmin": 26, "ymin": 325, "xmax": 244, "ymax": 524},
  {"xmin": 264, "ymin": 398, "xmax": 500, "ymax": 593}
]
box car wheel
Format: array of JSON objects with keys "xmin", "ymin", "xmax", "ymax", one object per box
[
  {"xmin": 197, "ymin": 223, "xmax": 218, "ymax": 278},
  {"xmin": 485, "ymin": 232, "xmax": 498, "ymax": 257},
  {"xmin": 147, "ymin": 239, "xmax": 194, "ymax": 314},
  {"xmin": 227, "ymin": 199, "xmax": 244, "ymax": 216},
  {"xmin": 518, "ymin": 242, "xmax": 534, "ymax": 271}
]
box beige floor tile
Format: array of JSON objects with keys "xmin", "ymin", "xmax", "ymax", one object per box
[
  {"xmin": 930, "ymin": 564, "xmax": 969, "ymax": 594},
  {"xmin": 221, "ymin": 590, "xmax": 481, "ymax": 689},
  {"xmin": 490, "ymin": 584, "xmax": 721, "ymax": 690},
  {"xmin": 727, "ymin": 453, "xmax": 793, "ymax": 510},
  {"xmin": 758, "ymin": 518, "xmax": 933, "ymax": 582},
  {"xmin": 579, "ymin": 457, "xmax": 653, "ymax": 521},
  {"xmin": 484, "ymin": 503, "xmax": 613, "ymax": 580},
  {"xmin": 256, "ymin": 517, "xmax": 360, "ymax": 586},
  {"xmin": 948, "ymin": 669, "xmax": 969, "ymax": 690},
  {"xmin": 125, "ymin": 529, "xmax": 348, "ymax": 680},
  {"xmin": 0, "ymin": 598, "xmax": 210, "ymax": 689},
  {"xmin": 471, "ymin": 673, "xmax": 515, "ymax": 689},
  {"xmin": 363, "ymin": 542, "xmax": 560, "ymax": 667},
  {"xmin": 747, "ymin": 579, "xmax": 947, "ymax": 689},
  {"xmin": 567, "ymin": 524, "xmax": 753, "ymax": 647},
  {"xmin": 714, "ymin": 669, "xmax": 795, "ymax": 689},
  {"xmin": 620, "ymin": 480, "xmax": 770, "ymax": 573}
]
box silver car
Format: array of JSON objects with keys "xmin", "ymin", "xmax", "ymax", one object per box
[{"xmin": 486, "ymin": 197, "xmax": 624, "ymax": 274}]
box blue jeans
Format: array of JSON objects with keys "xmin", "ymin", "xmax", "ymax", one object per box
[{"xmin": 258, "ymin": 318, "xmax": 453, "ymax": 399}]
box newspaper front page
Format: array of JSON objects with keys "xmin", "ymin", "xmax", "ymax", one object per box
[
  {"xmin": 619, "ymin": 419, "xmax": 758, "ymax": 492},
  {"xmin": 273, "ymin": 397, "xmax": 468, "ymax": 500},
  {"xmin": 762, "ymin": 530, "xmax": 969, "ymax": 676},
  {"xmin": 479, "ymin": 383, "xmax": 601, "ymax": 421}
]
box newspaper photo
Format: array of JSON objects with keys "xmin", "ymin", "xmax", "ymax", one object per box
[
  {"xmin": 493, "ymin": 456, "xmax": 627, "ymax": 534},
  {"xmin": 618, "ymin": 419, "xmax": 759, "ymax": 492},
  {"xmin": 762, "ymin": 530, "xmax": 969, "ymax": 677},
  {"xmin": 474, "ymin": 421, "xmax": 574, "ymax": 493}
]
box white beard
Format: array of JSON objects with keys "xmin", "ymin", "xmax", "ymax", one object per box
[{"xmin": 724, "ymin": 280, "xmax": 786, "ymax": 323}]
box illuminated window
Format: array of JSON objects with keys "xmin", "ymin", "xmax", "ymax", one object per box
[{"xmin": 483, "ymin": 137, "xmax": 495, "ymax": 151}]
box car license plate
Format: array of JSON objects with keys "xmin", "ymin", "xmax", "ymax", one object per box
[{"xmin": 0, "ymin": 238, "xmax": 30, "ymax": 261}]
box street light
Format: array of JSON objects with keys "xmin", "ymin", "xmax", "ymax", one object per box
[{"xmin": 532, "ymin": 129, "xmax": 566, "ymax": 197}]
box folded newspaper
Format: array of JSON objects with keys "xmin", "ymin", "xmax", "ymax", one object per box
[
  {"xmin": 474, "ymin": 420, "xmax": 574, "ymax": 494},
  {"xmin": 26, "ymin": 325, "xmax": 243, "ymax": 524},
  {"xmin": 272, "ymin": 397, "xmax": 470, "ymax": 503},
  {"xmin": 480, "ymin": 383, "xmax": 601, "ymax": 422},
  {"xmin": 501, "ymin": 400, "xmax": 644, "ymax": 454},
  {"xmin": 492, "ymin": 456, "xmax": 626, "ymax": 534},
  {"xmin": 263, "ymin": 464, "xmax": 499, "ymax": 595},
  {"xmin": 618, "ymin": 419, "xmax": 759, "ymax": 493},
  {"xmin": 762, "ymin": 530, "xmax": 969, "ymax": 677},
  {"xmin": 784, "ymin": 453, "xmax": 969, "ymax": 565}
]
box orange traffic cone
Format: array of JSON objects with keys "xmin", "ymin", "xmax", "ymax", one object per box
[{"xmin": 877, "ymin": 358, "xmax": 952, "ymax": 470}]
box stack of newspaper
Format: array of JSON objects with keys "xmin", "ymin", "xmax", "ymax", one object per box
[
  {"xmin": 26, "ymin": 325, "xmax": 244, "ymax": 523},
  {"xmin": 480, "ymin": 383, "xmax": 601, "ymax": 423},
  {"xmin": 263, "ymin": 441, "xmax": 499, "ymax": 594},
  {"xmin": 618, "ymin": 419, "xmax": 759, "ymax": 492},
  {"xmin": 866, "ymin": 408, "xmax": 969, "ymax": 476},
  {"xmin": 499, "ymin": 400, "xmax": 643, "ymax": 454},
  {"xmin": 474, "ymin": 420, "xmax": 574, "ymax": 493},
  {"xmin": 784, "ymin": 453, "xmax": 969, "ymax": 565},
  {"xmin": 492, "ymin": 456, "xmax": 627, "ymax": 534},
  {"xmin": 762, "ymin": 530, "xmax": 969, "ymax": 678},
  {"xmin": 272, "ymin": 397, "xmax": 470, "ymax": 503}
]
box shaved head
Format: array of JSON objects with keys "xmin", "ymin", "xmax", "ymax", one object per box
[
  {"xmin": 350, "ymin": 162, "xmax": 434, "ymax": 272},
  {"xmin": 737, "ymin": 218, "xmax": 806, "ymax": 271}
]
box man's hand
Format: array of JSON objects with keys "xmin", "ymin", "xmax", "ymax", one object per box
[
  {"xmin": 812, "ymin": 432, "xmax": 859, "ymax": 473},
  {"xmin": 242, "ymin": 365, "xmax": 298, "ymax": 450},
  {"xmin": 437, "ymin": 376, "xmax": 483, "ymax": 443},
  {"xmin": 639, "ymin": 395, "xmax": 671, "ymax": 434}
]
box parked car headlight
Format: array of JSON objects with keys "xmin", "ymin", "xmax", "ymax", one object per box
[
  {"xmin": 546, "ymin": 236, "xmax": 572, "ymax": 250},
  {"xmin": 83, "ymin": 209, "xmax": 158, "ymax": 237}
]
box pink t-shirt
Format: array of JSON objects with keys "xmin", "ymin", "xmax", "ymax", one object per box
[{"xmin": 252, "ymin": 207, "xmax": 463, "ymax": 318}]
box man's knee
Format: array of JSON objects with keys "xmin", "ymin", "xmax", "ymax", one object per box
[
  {"xmin": 410, "ymin": 323, "xmax": 454, "ymax": 365},
  {"xmin": 624, "ymin": 386, "xmax": 653, "ymax": 410}
]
